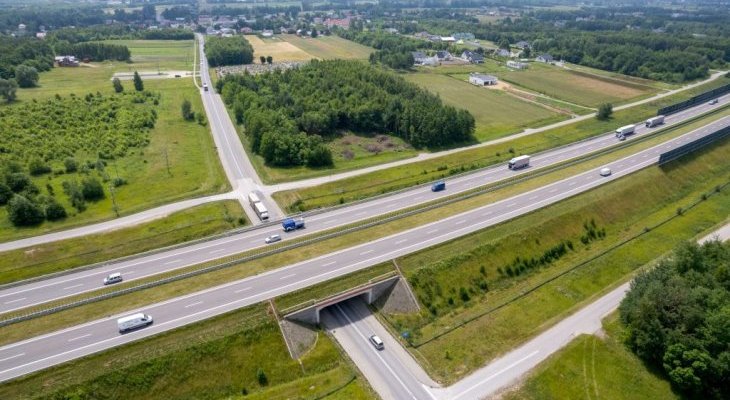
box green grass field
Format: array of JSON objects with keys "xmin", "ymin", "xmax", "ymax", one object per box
[
  {"xmin": 281, "ymin": 35, "xmax": 374, "ymax": 60},
  {"xmin": 272, "ymin": 75, "xmax": 730, "ymax": 212},
  {"xmin": 0, "ymin": 200, "xmax": 246, "ymax": 285},
  {"xmin": 102, "ymin": 39, "xmax": 196, "ymax": 70},
  {"xmin": 1, "ymin": 40, "xmax": 229, "ymax": 242},
  {"xmin": 501, "ymin": 313, "xmax": 678, "ymax": 400},
  {"xmin": 0, "ymin": 304, "xmax": 375, "ymax": 400},
  {"xmin": 404, "ymin": 72, "xmax": 568, "ymax": 142},
  {"xmin": 386, "ymin": 135, "xmax": 730, "ymax": 383}
]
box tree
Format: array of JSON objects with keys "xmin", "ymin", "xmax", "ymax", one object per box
[
  {"xmin": 260, "ymin": 55, "xmax": 266, "ymax": 64},
  {"xmin": 28, "ymin": 158, "xmax": 51, "ymax": 176},
  {"xmin": 64, "ymin": 158, "xmax": 78, "ymax": 173},
  {"xmin": 266, "ymin": 55, "xmax": 273, "ymax": 64},
  {"xmin": 44, "ymin": 199, "xmax": 67, "ymax": 221},
  {"xmin": 498, "ymin": 38, "xmax": 510, "ymax": 50},
  {"xmin": 0, "ymin": 78, "xmax": 18, "ymax": 102},
  {"xmin": 7, "ymin": 195, "xmax": 45, "ymax": 226},
  {"xmin": 14, "ymin": 65, "xmax": 39, "ymax": 88},
  {"xmin": 311, "ymin": 29, "xmax": 318, "ymax": 38},
  {"xmin": 112, "ymin": 77, "xmax": 124, "ymax": 93},
  {"xmin": 256, "ymin": 368, "xmax": 268, "ymax": 386},
  {"xmin": 81, "ymin": 177, "xmax": 105, "ymax": 200},
  {"xmin": 181, "ymin": 99, "xmax": 193, "ymax": 120},
  {"xmin": 596, "ymin": 103, "xmax": 613, "ymax": 120},
  {"xmin": 133, "ymin": 71, "xmax": 144, "ymax": 91},
  {"xmin": 0, "ymin": 182, "xmax": 12, "ymax": 205}
]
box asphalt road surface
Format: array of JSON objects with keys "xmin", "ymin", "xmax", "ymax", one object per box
[
  {"xmin": 1, "ymin": 98, "xmax": 727, "ymax": 315},
  {"xmin": 0, "ymin": 117, "xmax": 727, "ymax": 383}
]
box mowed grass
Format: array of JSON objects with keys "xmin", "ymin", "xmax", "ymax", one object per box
[
  {"xmin": 498, "ymin": 62, "xmax": 655, "ymax": 107},
  {"xmin": 101, "ymin": 39, "xmax": 196, "ymax": 70},
  {"xmin": 500, "ymin": 312, "xmax": 678, "ymax": 400},
  {"xmin": 404, "ymin": 72, "xmax": 567, "ymax": 142},
  {"xmin": 281, "ymin": 34, "xmax": 374, "ymax": 60},
  {"xmin": 388, "ymin": 136, "xmax": 730, "ymax": 383},
  {"xmin": 1, "ymin": 40, "xmax": 229, "ymax": 242},
  {"xmin": 0, "ymin": 304, "xmax": 375, "ymax": 400},
  {"xmin": 0, "ymin": 200, "xmax": 246, "ymax": 285},
  {"xmin": 245, "ymin": 35, "xmax": 313, "ymax": 61},
  {"xmin": 272, "ymin": 75, "xmax": 730, "ymax": 212}
]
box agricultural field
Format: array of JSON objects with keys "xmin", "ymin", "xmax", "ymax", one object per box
[
  {"xmin": 498, "ymin": 62, "xmax": 657, "ymax": 107},
  {"xmin": 0, "ymin": 40, "xmax": 228, "ymax": 241},
  {"xmin": 501, "ymin": 313, "xmax": 678, "ymax": 400},
  {"xmin": 0, "ymin": 305, "xmax": 375, "ymax": 400},
  {"xmin": 244, "ymin": 35, "xmax": 313, "ymax": 62},
  {"xmin": 405, "ymin": 72, "xmax": 567, "ymax": 141},
  {"xmin": 281, "ymin": 34, "xmax": 374, "ymax": 60},
  {"xmin": 103, "ymin": 39, "xmax": 196, "ymax": 70},
  {"xmin": 386, "ymin": 134, "xmax": 730, "ymax": 383}
]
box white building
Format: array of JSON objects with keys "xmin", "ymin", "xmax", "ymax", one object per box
[
  {"xmin": 507, "ymin": 60, "xmax": 528, "ymax": 69},
  {"xmin": 469, "ymin": 73, "xmax": 498, "ymax": 86}
]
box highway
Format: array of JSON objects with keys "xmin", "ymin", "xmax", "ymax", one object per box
[
  {"xmin": 0, "ymin": 117, "xmax": 727, "ymax": 383},
  {"xmin": 0, "ymin": 97, "xmax": 727, "ymax": 315}
]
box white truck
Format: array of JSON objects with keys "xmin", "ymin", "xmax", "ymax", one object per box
[
  {"xmin": 248, "ymin": 192, "xmax": 269, "ymax": 220},
  {"xmin": 117, "ymin": 313, "xmax": 153, "ymax": 333},
  {"xmin": 508, "ymin": 155, "xmax": 531, "ymax": 170},
  {"xmin": 645, "ymin": 115, "xmax": 665, "ymax": 128},
  {"xmin": 615, "ymin": 124, "xmax": 636, "ymax": 139}
]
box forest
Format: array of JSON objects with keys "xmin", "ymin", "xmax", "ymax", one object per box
[
  {"xmin": 218, "ymin": 60, "xmax": 474, "ymax": 167},
  {"xmin": 204, "ymin": 36, "xmax": 254, "ymax": 67},
  {"xmin": 619, "ymin": 240, "xmax": 730, "ymax": 399},
  {"xmin": 338, "ymin": 29, "xmax": 445, "ymax": 69}
]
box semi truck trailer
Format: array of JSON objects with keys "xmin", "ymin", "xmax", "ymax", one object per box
[
  {"xmin": 615, "ymin": 124, "xmax": 636, "ymax": 139},
  {"xmin": 508, "ymin": 155, "xmax": 531, "ymax": 170},
  {"xmin": 645, "ymin": 116, "xmax": 665, "ymax": 128}
]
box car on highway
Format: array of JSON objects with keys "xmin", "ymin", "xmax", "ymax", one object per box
[
  {"xmin": 103, "ymin": 272, "xmax": 123, "ymax": 285},
  {"xmin": 265, "ymin": 234, "xmax": 281, "ymax": 244},
  {"xmin": 431, "ymin": 181, "xmax": 446, "ymax": 192},
  {"xmin": 599, "ymin": 167, "xmax": 612, "ymax": 177},
  {"xmin": 369, "ymin": 334, "xmax": 384, "ymax": 350},
  {"xmin": 709, "ymin": 98, "xmax": 719, "ymax": 105}
]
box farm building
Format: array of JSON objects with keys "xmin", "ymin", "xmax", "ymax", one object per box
[
  {"xmin": 536, "ymin": 54, "xmax": 554, "ymax": 63},
  {"xmin": 469, "ymin": 73, "xmax": 498, "ymax": 86},
  {"xmin": 261, "ymin": 29, "xmax": 274, "ymax": 38},
  {"xmin": 453, "ymin": 32, "xmax": 475, "ymax": 40},
  {"xmin": 54, "ymin": 55, "xmax": 79, "ymax": 67},
  {"xmin": 461, "ymin": 50, "xmax": 484, "ymax": 64},
  {"xmin": 507, "ymin": 60, "xmax": 528, "ymax": 69},
  {"xmin": 440, "ymin": 36, "xmax": 456, "ymax": 42},
  {"xmin": 411, "ymin": 51, "xmax": 438, "ymax": 66}
]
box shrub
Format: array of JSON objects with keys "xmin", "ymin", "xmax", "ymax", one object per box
[
  {"xmin": 0, "ymin": 182, "xmax": 12, "ymax": 205},
  {"xmin": 6, "ymin": 172, "xmax": 33, "ymax": 192},
  {"xmin": 28, "ymin": 158, "xmax": 51, "ymax": 176},
  {"xmin": 81, "ymin": 177, "xmax": 105, "ymax": 201},
  {"xmin": 45, "ymin": 199, "xmax": 67, "ymax": 221},
  {"xmin": 7, "ymin": 195, "xmax": 45, "ymax": 226},
  {"xmin": 256, "ymin": 368, "xmax": 268, "ymax": 386}
]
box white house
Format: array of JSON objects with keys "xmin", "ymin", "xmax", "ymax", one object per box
[
  {"xmin": 469, "ymin": 73, "xmax": 498, "ymax": 86},
  {"xmin": 507, "ymin": 60, "xmax": 528, "ymax": 69},
  {"xmin": 412, "ymin": 51, "xmax": 438, "ymax": 66},
  {"xmin": 536, "ymin": 54, "xmax": 554, "ymax": 63},
  {"xmin": 462, "ymin": 50, "xmax": 484, "ymax": 64}
]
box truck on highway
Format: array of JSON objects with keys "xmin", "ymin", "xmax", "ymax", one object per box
[
  {"xmin": 117, "ymin": 313, "xmax": 153, "ymax": 333},
  {"xmin": 282, "ymin": 217, "xmax": 305, "ymax": 231},
  {"xmin": 508, "ymin": 155, "xmax": 531, "ymax": 170},
  {"xmin": 645, "ymin": 116, "xmax": 665, "ymax": 128},
  {"xmin": 249, "ymin": 192, "xmax": 269, "ymax": 221},
  {"xmin": 615, "ymin": 124, "xmax": 636, "ymax": 139}
]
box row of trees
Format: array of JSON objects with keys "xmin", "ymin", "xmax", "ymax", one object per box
[
  {"xmin": 204, "ymin": 36, "xmax": 254, "ymax": 67},
  {"xmin": 218, "ymin": 60, "xmax": 474, "ymax": 167},
  {"xmin": 619, "ymin": 240, "xmax": 730, "ymax": 398}
]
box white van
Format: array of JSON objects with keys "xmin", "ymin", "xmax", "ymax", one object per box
[
  {"xmin": 369, "ymin": 334, "xmax": 384, "ymax": 350},
  {"xmin": 103, "ymin": 272, "xmax": 123, "ymax": 285},
  {"xmin": 117, "ymin": 313, "xmax": 153, "ymax": 333}
]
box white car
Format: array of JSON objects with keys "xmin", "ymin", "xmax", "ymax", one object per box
[
  {"xmin": 709, "ymin": 99, "xmax": 719, "ymax": 105},
  {"xmin": 369, "ymin": 335, "xmax": 384, "ymax": 350},
  {"xmin": 265, "ymin": 234, "xmax": 281, "ymax": 244},
  {"xmin": 103, "ymin": 272, "xmax": 123, "ymax": 285},
  {"xmin": 599, "ymin": 167, "xmax": 612, "ymax": 177}
]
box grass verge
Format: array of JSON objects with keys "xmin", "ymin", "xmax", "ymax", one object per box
[
  {"xmin": 0, "ymin": 303, "xmax": 375, "ymax": 400},
  {"xmin": 385, "ymin": 135, "xmax": 730, "ymax": 383},
  {"xmin": 499, "ymin": 312, "xmax": 678, "ymax": 400},
  {"xmin": 273, "ymin": 75, "xmax": 730, "ymax": 212},
  {"xmin": 0, "ymin": 200, "xmax": 246, "ymax": 285},
  {"xmin": 1, "ymin": 109, "xmax": 725, "ymax": 344}
]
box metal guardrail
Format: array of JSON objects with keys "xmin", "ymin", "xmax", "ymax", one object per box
[
  {"xmin": 659, "ymin": 125, "xmax": 730, "ymax": 164},
  {"xmin": 658, "ymin": 83, "xmax": 730, "ymax": 116},
  {"xmin": 2, "ymin": 105, "xmax": 728, "ymax": 327}
]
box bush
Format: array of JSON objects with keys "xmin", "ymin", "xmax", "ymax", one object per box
[
  {"xmin": 45, "ymin": 199, "xmax": 68, "ymax": 221},
  {"xmin": 6, "ymin": 172, "xmax": 33, "ymax": 192},
  {"xmin": 64, "ymin": 158, "xmax": 78, "ymax": 173},
  {"xmin": 256, "ymin": 368, "xmax": 268, "ymax": 386},
  {"xmin": 28, "ymin": 158, "xmax": 51, "ymax": 176},
  {"xmin": 7, "ymin": 195, "xmax": 45, "ymax": 226},
  {"xmin": 596, "ymin": 103, "xmax": 613, "ymax": 120},
  {"xmin": 14, "ymin": 65, "xmax": 39, "ymax": 88},
  {"xmin": 112, "ymin": 77, "xmax": 124, "ymax": 93},
  {"xmin": 0, "ymin": 182, "xmax": 12, "ymax": 205}
]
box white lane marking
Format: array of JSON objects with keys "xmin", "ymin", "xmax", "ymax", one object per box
[
  {"xmin": 208, "ymin": 249, "xmax": 226, "ymax": 254},
  {"xmin": 568, "ymin": 181, "xmax": 576, "ymax": 186},
  {"xmin": 323, "ymin": 261, "xmax": 336, "ymax": 267},
  {"xmin": 62, "ymin": 284, "xmax": 83, "ymax": 291},
  {"xmin": 548, "ymin": 188, "xmax": 558, "ymax": 193},
  {"xmin": 455, "ymin": 220, "xmax": 466, "ymax": 225},
  {"xmin": 482, "ymin": 211, "xmax": 492, "ymax": 217},
  {"xmin": 427, "ymin": 229, "xmax": 438, "ymax": 234},
  {"xmin": 67, "ymin": 334, "xmax": 92, "ymax": 343},
  {"xmin": 413, "ymin": 196, "xmax": 423, "ymax": 201},
  {"xmin": 322, "ymin": 219, "xmax": 337, "ymax": 225},
  {"xmin": 355, "ymin": 211, "xmax": 367, "ymax": 216},
  {"xmin": 0, "ymin": 353, "xmax": 24, "ymax": 363},
  {"xmin": 234, "ymin": 287, "xmax": 252, "ymax": 294},
  {"xmin": 529, "ymin": 195, "xmax": 538, "ymax": 201},
  {"xmin": 3, "ymin": 298, "xmax": 26, "ymax": 305},
  {"xmin": 359, "ymin": 250, "xmax": 374, "ymax": 256},
  {"xmin": 125, "ymin": 270, "xmax": 135, "ymax": 274},
  {"xmin": 395, "ymin": 239, "xmax": 408, "ymax": 244},
  {"xmin": 164, "ymin": 259, "xmax": 182, "ymax": 265},
  {"xmin": 280, "ymin": 274, "xmax": 296, "ymax": 280},
  {"xmin": 185, "ymin": 301, "xmax": 203, "ymax": 308},
  {"xmin": 452, "ymin": 350, "xmax": 540, "ymax": 400}
]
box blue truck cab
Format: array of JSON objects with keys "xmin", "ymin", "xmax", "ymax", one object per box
[
  {"xmin": 431, "ymin": 181, "xmax": 446, "ymax": 192},
  {"xmin": 282, "ymin": 218, "xmax": 305, "ymax": 232}
]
